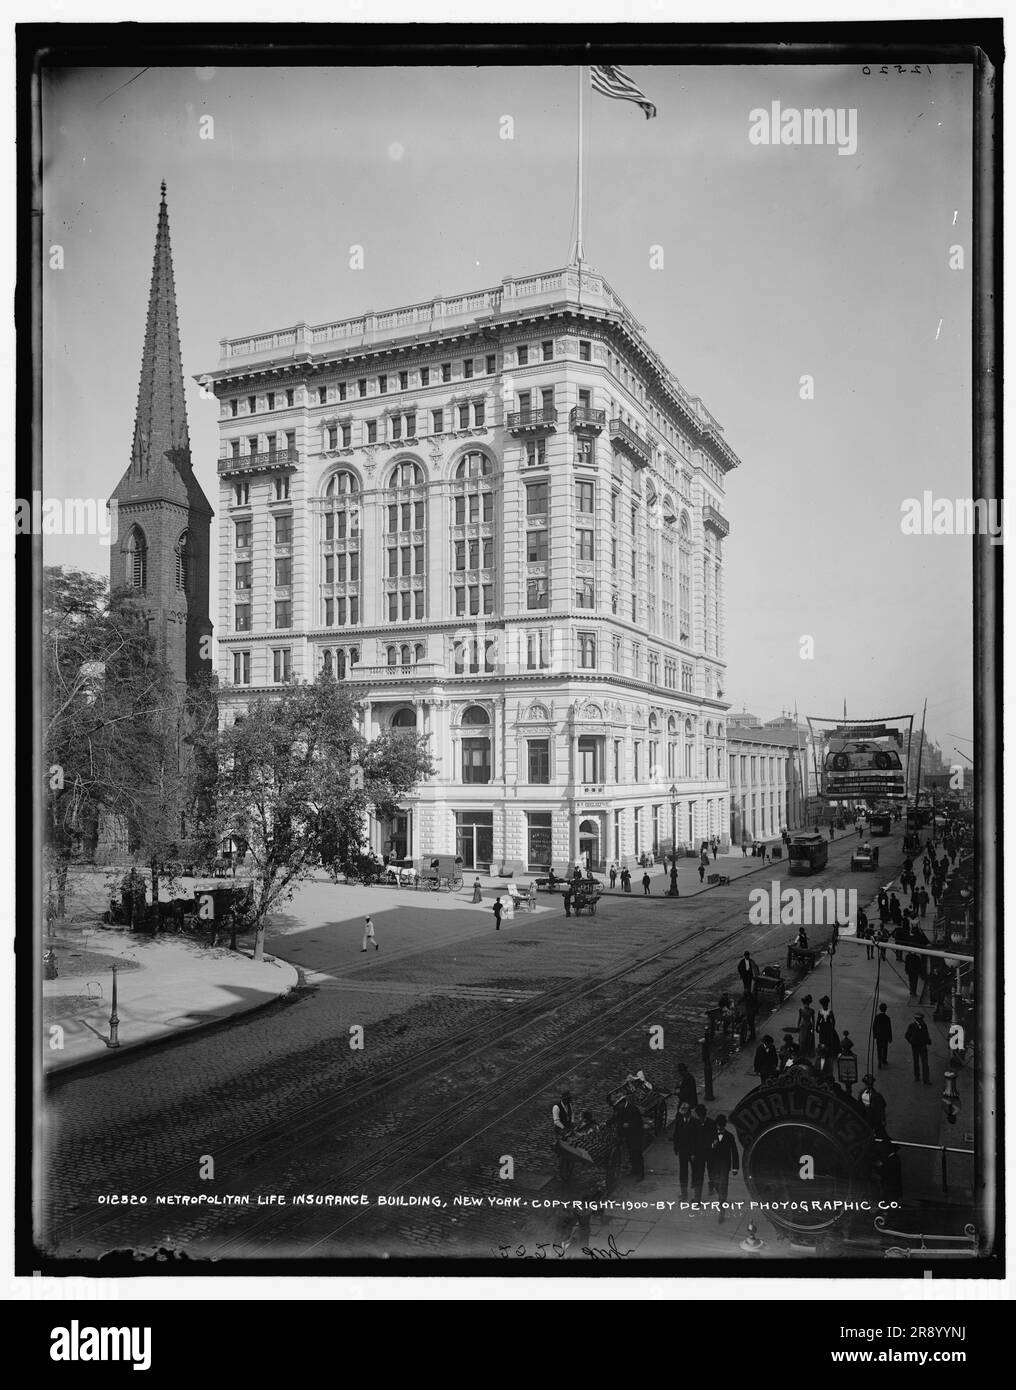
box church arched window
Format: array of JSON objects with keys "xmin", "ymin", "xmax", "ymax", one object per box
[
  {"xmin": 175, "ymin": 531, "xmax": 190, "ymax": 593},
  {"xmin": 126, "ymin": 527, "xmax": 147, "ymax": 591}
]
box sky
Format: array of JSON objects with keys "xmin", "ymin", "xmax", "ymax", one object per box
[{"xmin": 38, "ymin": 59, "xmax": 977, "ymax": 760}]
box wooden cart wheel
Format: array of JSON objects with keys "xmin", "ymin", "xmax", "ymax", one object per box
[
  {"xmin": 604, "ymin": 1140, "xmax": 623, "ymax": 1194},
  {"xmin": 451, "ymin": 874, "xmax": 463, "ymax": 891},
  {"xmin": 653, "ymin": 1100, "xmax": 668, "ymax": 1136}
]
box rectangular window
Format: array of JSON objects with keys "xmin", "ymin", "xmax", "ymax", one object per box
[
  {"xmin": 232, "ymin": 651, "xmax": 251, "ymax": 685},
  {"xmin": 526, "ymin": 482, "xmax": 548, "ymax": 515},
  {"xmin": 235, "ymin": 561, "xmax": 251, "ymax": 589},
  {"xmin": 273, "ymin": 648, "xmax": 292, "ymax": 683},
  {"xmin": 415, "ymin": 501, "xmax": 425, "ymax": 528},
  {"xmin": 526, "ymin": 438, "xmax": 546, "ymax": 468},
  {"xmin": 402, "ymin": 592, "xmax": 412, "ymax": 620},
  {"xmin": 338, "ymin": 383, "xmax": 347, "ymax": 401},
  {"xmin": 234, "ymin": 604, "xmax": 251, "ymax": 632},
  {"xmin": 392, "ymin": 416, "xmax": 402, "ymax": 440},
  {"xmin": 455, "ymin": 586, "xmax": 466, "ymax": 616},
  {"xmin": 233, "ymin": 479, "xmax": 248, "ymax": 503},
  {"xmin": 405, "ymin": 413, "xmax": 416, "ymax": 437},
  {"xmin": 327, "ymin": 426, "xmax": 338, "ymax": 450},
  {"xmin": 324, "ymin": 597, "xmax": 334, "ymax": 626},
  {"xmin": 578, "ymin": 736, "xmax": 600, "ymax": 783},
  {"xmin": 517, "ymin": 345, "xmax": 529, "ymax": 366},
  {"xmin": 414, "ymin": 589, "xmax": 424, "ymax": 619},
  {"xmin": 358, "ymin": 379, "xmax": 367, "ymax": 398},
  {"xmin": 483, "ymin": 584, "xmax": 493, "ymax": 614},
  {"xmin": 461, "ymin": 739, "xmax": 491, "ymax": 785},
  {"xmin": 388, "ymin": 505, "xmax": 399, "ymax": 533},
  {"xmin": 576, "ymin": 481, "xmax": 595, "ymax": 513},
  {"xmin": 541, "ymin": 387, "xmax": 554, "ymax": 414},
  {"xmin": 463, "ymin": 358, "xmax": 474, "ymax": 379},
  {"xmin": 366, "ymin": 420, "xmax": 377, "ymax": 444},
  {"xmin": 267, "ymin": 392, "xmax": 275, "ymax": 410},
  {"xmin": 576, "ymin": 529, "xmax": 594, "ymax": 561},
  {"xmin": 415, "ymin": 545, "xmax": 425, "ymax": 574},
  {"xmin": 467, "ymin": 538, "xmax": 479, "ymax": 570},
  {"xmin": 402, "ymin": 502, "xmax": 412, "ymax": 530},
  {"xmin": 432, "ymin": 409, "xmax": 444, "ymax": 434},
  {"xmin": 458, "ymin": 404, "xmax": 469, "ymax": 430},
  {"xmin": 613, "ymin": 739, "xmax": 621, "ymax": 782},
  {"xmin": 441, "ymin": 362, "xmax": 452, "ymax": 383},
  {"xmin": 527, "ymin": 812, "xmax": 553, "ymax": 873},
  {"xmin": 379, "ymin": 374, "xmax": 387, "ymax": 394},
  {"xmin": 341, "ymin": 423, "xmax": 351, "ymax": 448},
  {"xmin": 473, "ymin": 401, "xmax": 485, "ymax": 428},
  {"xmin": 275, "ymin": 516, "xmax": 292, "ymax": 546},
  {"xmin": 527, "ymin": 578, "xmax": 548, "ymax": 610},
  {"xmin": 275, "ymin": 557, "xmax": 292, "ymax": 586},
  {"xmin": 579, "ymin": 340, "xmax": 591, "ymax": 362},
  {"xmin": 274, "ymin": 600, "xmax": 292, "ymax": 629},
  {"xmin": 486, "ymin": 354, "xmax": 496, "ymax": 375},
  {"xmin": 578, "ymin": 633, "xmax": 596, "ymax": 668},
  {"xmin": 420, "ymin": 366, "xmax": 430, "ymax": 386},
  {"xmin": 401, "ymin": 546, "xmax": 412, "ymax": 577},
  {"xmin": 526, "ymin": 631, "xmax": 549, "ymax": 669},
  {"xmin": 248, "ymin": 436, "xmax": 258, "ymax": 456},
  {"xmin": 248, "ymin": 396, "xmax": 256, "ymax": 415},
  {"xmin": 542, "ymin": 340, "xmax": 554, "ymax": 362},
  {"xmin": 230, "ymin": 399, "xmax": 239, "ymax": 417},
  {"xmin": 389, "ymin": 592, "xmax": 398, "ymax": 622},
  {"xmin": 481, "ymin": 537, "xmax": 493, "ymax": 569},
  {"xmin": 389, "ymin": 549, "xmax": 399, "ymax": 578},
  {"xmin": 468, "ymin": 586, "xmax": 480, "ymax": 616},
  {"xmin": 399, "ymin": 370, "xmax": 408, "ymax": 390},
  {"xmin": 274, "ymin": 476, "xmax": 290, "ymax": 501},
  {"xmin": 576, "ymin": 578, "xmax": 595, "ymax": 609},
  {"xmin": 235, "ymin": 519, "xmax": 252, "ymax": 549},
  {"xmin": 454, "ymin": 496, "xmax": 465, "ymax": 526},
  {"xmin": 324, "ymin": 554, "xmax": 335, "ymax": 583},
  {"xmin": 482, "ymin": 493, "xmax": 493, "ymax": 523},
  {"xmin": 230, "ymin": 440, "xmax": 241, "ymax": 462},
  {"xmin": 527, "ymin": 740, "xmax": 550, "ymax": 784}
]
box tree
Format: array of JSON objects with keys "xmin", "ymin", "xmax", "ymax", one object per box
[
  {"xmin": 213, "ymin": 677, "xmax": 434, "ymax": 959},
  {"xmin": 43, "ymin": 566, "xmax": 218, "ymax": 909}
]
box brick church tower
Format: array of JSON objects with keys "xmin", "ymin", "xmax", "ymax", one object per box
[{"xmin": 110, "ymin": 183, "xmax": 213, "ymax": 683}]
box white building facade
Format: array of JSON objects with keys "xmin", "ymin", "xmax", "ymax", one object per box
[{"xmin": 202, "ymin": 264, "xmax": 740, "ymax": 874}]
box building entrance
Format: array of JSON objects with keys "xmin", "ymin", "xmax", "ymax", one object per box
[{"xmin": 456, "ymin": 811, "xmax": 493, "ymax": 871}]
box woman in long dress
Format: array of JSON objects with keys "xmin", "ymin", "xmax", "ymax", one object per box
[{"xmin": 797, "ymin": 994, "xmax": 816, "ymax": 1059}]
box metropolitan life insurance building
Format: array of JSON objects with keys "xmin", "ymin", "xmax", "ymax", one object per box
[{"xmin": 203, "ymin": 263, "xmax": 741, "ymax": 876}]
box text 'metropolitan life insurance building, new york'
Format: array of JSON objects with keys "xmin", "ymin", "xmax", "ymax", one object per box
[{"xmin": 202, "ymin": 261, "xmax": 741, "ymax": 876}]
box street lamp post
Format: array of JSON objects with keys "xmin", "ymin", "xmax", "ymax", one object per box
[
  {"xmin": 108, "ymin": 963, "xmax": 121, "ymax": 1049},
  {"xmin": 668, "ymin": 784, "xmax": 680, "ymax": 897}
]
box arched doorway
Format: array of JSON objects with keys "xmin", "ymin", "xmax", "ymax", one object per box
[{"xmin": 578, "ymin": 818, "xmax": 602, "ymax": 872}]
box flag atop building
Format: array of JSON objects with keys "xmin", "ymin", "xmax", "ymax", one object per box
[{"xmin": 589, "ymin": 65, "xmax": 657, "ymax": 120}]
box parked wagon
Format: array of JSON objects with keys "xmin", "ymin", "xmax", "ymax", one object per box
[
  {"xmin": 572, "ymin": 883, "xmax": 602, "ymax": 915},
  {"xmin": 419, "ymin": 854, "xmax": 464, "ymax": 892},
  {"xmin": 754, "ymin": 963, "xmax": 787, "ymax": 1006},
  {"xmin": 605, "ymin": 1071, "xmax": 671, "ymax": 1138}
]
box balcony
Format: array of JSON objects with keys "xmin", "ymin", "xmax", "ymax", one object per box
[
  {"xmin": 569, "ymin": 405, "xmax": 606, "ymax": 433},
  {"xmin": 608, "ymin": 419, "xmax": 651, "ymax": 468},
  {"xmin": 703, "ymin": 504, "xmax": 730, "ymax": 538},
  {"xmin": 218, "ymin": 448, "xmax": 299, "ymax": 478},
  {"xmin": 507, "ymin": 407, "xmax": 558, "ymax": 435}
]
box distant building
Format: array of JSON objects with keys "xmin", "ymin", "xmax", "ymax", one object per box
[
  {"xmin": 727, "ymin": 725, "xmax": 810, "ymax": 843},
  {"xmin": 201, "ymin": 262, "xmax": 741, "ymax": 871}
]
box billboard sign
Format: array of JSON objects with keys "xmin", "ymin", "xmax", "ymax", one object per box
[{"xmin": 806, "ymin": 713, "xmax": 914, "ymax": 802}]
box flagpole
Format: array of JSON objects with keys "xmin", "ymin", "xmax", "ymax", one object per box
[{"xmin": 576, "ymin": 63, "xmax": 584, "ymax": 265}]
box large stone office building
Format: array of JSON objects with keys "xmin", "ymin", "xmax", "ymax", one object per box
[{"xmin": 202, "ymin": 264, "xmax": 741, "ymax": 874}]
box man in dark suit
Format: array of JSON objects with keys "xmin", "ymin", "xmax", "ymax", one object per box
[
  {"xmin": 689, "ymin": 1104, "xmax": 715, "ymax": 1202},
  {"xmin": 671, "ymin": 1101, "xmax": 696, "ymax": 1199},
  {"xmin": 905, "ymin": 1012, "xmax": 933, "ymax": 1083},
  {"xmin": 706, "ymin": 1114, "xmax": 740, "ymax": 1220},
  {"xmin": 616, "ymin": 1096, "xmax": 645, "ymax": 1181},
  {"xmin": 737, "ymin": 950, "xmax": 759, "ymax": 997},
  {"xmin": 873, "ymin": 1002, "xmax": 893, "ymax": 1068},
  {"xmin": 858, "ymin": 1074, "xmax": 889, "ymax": 1137},
  {"xmin": 753, "ymin": 1034, "xmax": 779, "ymax": 1083},
  {"xmin": 675, "ymin": 1062, "xmax": 698, "ymax": 1111}
]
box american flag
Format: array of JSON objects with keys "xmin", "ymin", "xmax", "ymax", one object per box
[{"xmin": 589, "ymin": 65, "xmax": 657, "ymax": 120}]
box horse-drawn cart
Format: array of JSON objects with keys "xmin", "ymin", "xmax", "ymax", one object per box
[
  {"xmin": 754, "ymin": 963, "xmax": 788, "ymax": 1006},
  {"xmin": 571, "ymin": 882, "xmax": 602, "ymax": 915},
  {"xmin": 419, "ymin": 854, "xmax": 465, "ymax": 892},
  {"xmin": 605, "ymin": 1071, "xmax": 670, "ymax": 1136},
  {"xmin": 555, "ymin": 1117, "xmax": 626, "ymax": 1189}
]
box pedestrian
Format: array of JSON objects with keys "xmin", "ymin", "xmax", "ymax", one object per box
[
  {"xmin": 737, "ymin": 950, "xmax": 759, "ymax": 996},
  {"xmin": 795, "ymin": 925, "xmax": 809, "ymax": 951},
  {"xmin": 741, "ymin": 837, "xmax": 749, "ymax": 858},
  {"xmin": 922, "ymin": 858, "xmax": 931, "ymax": 884},
  {"xmin": 905, "ymin": 950, "xmax": 923, "ymax": 1000},
  {"xmin": 552, "ymin": 1091, "xmax": 574, "ymax": 1139},
  {"xmin": 609, "ymin": 863, "xmax": 618, "ymax": 888},
  {"xmin": 711, "ymin": 839, "xmax": 718, "ymax": 861},
  {"xmin": 689, "ymin": 1104, "xmax": 714, "ymax": 1202},
  {"xmin": 779, "ymin": 1031, "xmax": 800, "ymax": 1070},
  {"xmin": 641, "ymin": 872, "xmax": 652, "ymax": 896},
  {"xmin": 873, "ymin": 1002, "xmax": 893, "ymax": 1068},
  {"xmin": 493, "ymin": 897, "xmax": 503, "ymax": 931},
  {"xmin": 738, "ymin": 990, "xmax": 758, "ymax": 1044},
  {"xmin": 816, "ymin": 995, "xmax": 838, "ymax": 1054},
  {"xmin": 828, "ymin": 825, "xmax": 835, "ymax": 841},
  {"xmin": 858, "ymin": 907, "xmax": 874, "ymax": 960},
  {"xmin": 753, "ymin": 1033, "xmax": 779, "ymax": 1083},
  {"xmin": 858, "ymin": 1074, "xmax": 889, "ymax": 1137},
  {"xmin": 621, "ymin": 867, "xmax": 631, "ymax": 894},
  {"xmin": 616, "ymin": 1096, "xmax": 645, "ymax": 1181},
  {"xmin": 527, "ymin": 880, "xmax": 538, "ymax": 912},
  {"xmin": 706, "ymin": 1114, "xmax": 740, "ymax": 1219},
  {"xmin": 698, "ymin": 861, "xmax": 706, "ymax": 883},
  {"xmin": 361, "ymin": 915, "xmax": 379, "ymax": 952},
  {"xmin": 875, "ymin": 924, "xmax": 890, "ymax": 961},
  {"xmin": 905, "ymin": 1012, "xmax": 933, "ymax": 1083},
  {"xmin": 797, "ymin": 994, "xmax": 816, "ymax": 1059},
  {"xmin": 890, "ymin": 893, "xmax": 902, "ymax": 928},
  {"xmin": 471, "ymin": 877, "xmax": 483, "ymax": 904},
  {"xmin": 672, "ymin": 1101, "xmax": 696, "ymax": 1200},
  {"xmin": 918, "ymin": 887, "xmax": 929, "ymax": 919},
  {"xmin": 562, "ymin": 885, "xmax": 572, "ymax": 918},
  {"xmin": 676, "ymin": 1062, "xmax": 698, "ymax": 1111}
]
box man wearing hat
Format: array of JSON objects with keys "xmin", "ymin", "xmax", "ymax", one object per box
[
  {"xmin": 905, "ymin": 1012, "xmax": 933, "ymax": 1083},
  {"xmin": 858, "ymin": 1074, "xmax": 888, "ymax": 1136},
  {"xmin": 552, "ymin": 1091, "xmax": 575, "ymax": 1139}
]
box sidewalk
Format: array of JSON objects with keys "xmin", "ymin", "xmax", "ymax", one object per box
[
  {"xmin": 43, "ymin": 927, "xmax": 299, "ymax": 1074},
  {"xmin": 560, "ymin": 934, "xmax": 974, "ymax": 1260}
]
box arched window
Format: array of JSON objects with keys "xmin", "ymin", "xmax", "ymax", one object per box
[
  {"xmin": 392, "ymin": 708, "xmax": 417, "ymax": 730},
  {"xmin": 336, "ymin": 648, "xmax": 346, "ymax": 679},
  {"xmin": 648, "ymin": 713, "xmax": 659, "ymax": 732},
  {"xmin": 322, "ymin": 649, "xmax": 333, "ymax": 677},
  {"xmin": 400, "ymin": 644, "xmax": 411, "ymax": 665},
  {"xmin": 455, "ymin": 452, "xmax": 491, "ymax": 479},
  {"xmin": 126, "ymin": 527, "xmax": 147, "ymax": 590},
  {"xmin": 415, "ymin": 643, "xmax": 425, "ymax": 664},
  {"xmin": 667, "ymin": 715, "xmax": 678, "ymax": 735},
  {"xmin": 705, "ymin": 721, "xmax": 713, "ymax": 737},
  {"xmin": 322, "ymin": 471, "xmax": 361, "ymax": 629},
  {"xmin": 386, "ymin": 645, "xmax": 397, "ymax": 667},
  {"xmin": 389, "ymin": 460, "xmax": 423, "ymax": 489},
  {"xmin": 461, "ymin": 706, "xmax": 491, "ymax": 784},
  {"xmin": 175, "ymin": 530, "xmax": 190, "ymax": 593}
]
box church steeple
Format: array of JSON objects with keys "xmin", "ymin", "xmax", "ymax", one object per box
[{"xmin": 111, "ymin": 184, "xmax": 213, "ymax": 685}]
